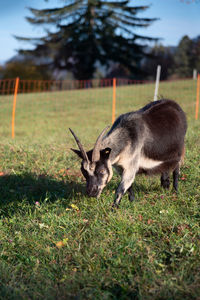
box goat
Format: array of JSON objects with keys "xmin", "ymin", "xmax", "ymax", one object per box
[{"xmin": 69, "ymin": 99, "xmax": 187, "ymax": 208}]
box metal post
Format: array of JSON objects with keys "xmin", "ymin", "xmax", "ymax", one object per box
[
  {"xmin": 112, "ymin": 78, "xmax": 116, "ymax": 124},
  {"xmin": 193, "ymin": 69, "xmax": 197, "ymax": 80},
  {"xmin": 154, "ymin": 65, "xmax": 161, "ymax": 101}
]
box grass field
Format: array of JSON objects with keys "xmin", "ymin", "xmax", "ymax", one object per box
[{"xmin": 0, "ymin": 79, "xmax": 199, "ymax": 299}]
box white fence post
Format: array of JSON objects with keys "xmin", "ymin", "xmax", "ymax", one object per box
[
  {"xmin": 154, "ymin": 65, "xmax": 161, "ymax": 101},
  {"xmin": 193, "ymin": 69, "xmax": 197, "ymax": 80}
]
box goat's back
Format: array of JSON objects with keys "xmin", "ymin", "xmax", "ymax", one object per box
[
  {"xmin": 141, "ymin": 99, "xmax": 187, "ymax": 161},
  {"xmin": 106, "ymin": 99, "xmax": 187, "ymax": 162}
]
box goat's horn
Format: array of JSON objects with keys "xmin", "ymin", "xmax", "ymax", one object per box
[
  {"xmin": 92, "ymin": 126, "xmax": 110, "ymax": 162},
  {"xmin": 69, "ymin": 128, "xmax": 89, "ymax": 163}
]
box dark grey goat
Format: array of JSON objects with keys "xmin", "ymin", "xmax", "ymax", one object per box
[{"xmin": 70, "ymin": 99, "xmax": 187, "ymax": 208}]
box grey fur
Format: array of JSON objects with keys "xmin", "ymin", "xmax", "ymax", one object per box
[{"xmin": 70, "ymin": 99, "xmax": 187, "ymax": 208}]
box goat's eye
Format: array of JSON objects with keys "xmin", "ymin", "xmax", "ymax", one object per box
[{"xmin": 99, "ymin": 169, "xmax": 106, "ymax": 175}]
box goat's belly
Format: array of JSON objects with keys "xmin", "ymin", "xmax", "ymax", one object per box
[
  {"xmin": 138, "ymin": 156, "xmax": 179, "ymax": 175},
  {"xmin": 138, "ymin": 156, "xmax": 162, "ymax": 175},
  {"xmin": 139, "ymin": 156, "xmax": 162, "ymax": 169}
]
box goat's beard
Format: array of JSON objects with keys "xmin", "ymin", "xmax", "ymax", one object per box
[
  {"xmin": 96, "ymin": 185, "xmax": 107, "ymax": 198},
  {"xmin": 96, "ymin": 189, "xmax": 102, "ymax": 199}
]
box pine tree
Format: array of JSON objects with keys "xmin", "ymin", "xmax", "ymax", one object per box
[
  {"xmin": 16, "ymin": 0, "xmax": 158, "ymax": 79},
  {"xmin": 191, "ymin": 36, "xmax": 200, "ymax": 73},
  {"xmin": 174, "ymin": 36, "xmax": 193, "ymax": 78}
]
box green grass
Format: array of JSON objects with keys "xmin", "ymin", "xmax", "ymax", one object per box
[{"xmin": 0, "ymin": 79, "xmax": 199, "ymax": 299}]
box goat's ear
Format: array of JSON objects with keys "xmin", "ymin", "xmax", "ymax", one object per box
[
  {"xmin": 100, "ymin": 147, "xmax": 111, "ymax": 160},
  {"xmin": 71, "ymin": 148, "xmax": 83, "ymax": 159}
]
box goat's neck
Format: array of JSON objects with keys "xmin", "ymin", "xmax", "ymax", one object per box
[{"xmin": 101, "ymin": 133, "xmax": 122, "ymax": 164}]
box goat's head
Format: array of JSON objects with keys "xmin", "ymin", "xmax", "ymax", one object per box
[{"xmin": 69, "ymin": 127, "xmax": 113, "ymax": 198}]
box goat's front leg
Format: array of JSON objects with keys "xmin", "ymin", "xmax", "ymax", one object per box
[
  {"xmin": 127, "ymin": 186, "xmax": 135, "ymax": 202},
  {"xmin": 112, "ymin": 168, "xmax": 137, "ymax": 209}
]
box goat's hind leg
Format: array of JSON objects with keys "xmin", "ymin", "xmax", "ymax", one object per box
[
  {"xmin": 161, "ymin": 172, "xmax": 170, "ymax": 189},
  {"xmin": 173, "ymin": 164, "xmax": 180, "ymax": 192}
]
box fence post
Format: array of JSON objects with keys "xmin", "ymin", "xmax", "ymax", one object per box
[
  {"xmin": 195, "ymin": 74, "xmax": 200, "ymax": 120},
  {"xmin": 112, "ymin": 78, "xmax": 116, "ymax": 124},
  {"xmin": 154, "ymin": 65, "xmax": 161, "ymax": 101},
  {"xmin": 193, "ymin": 69, "xmax": 197, "ymax": 80},
  {"xmin": 12, "ymin": 77, "xmax": 19, "ymax": 138}
]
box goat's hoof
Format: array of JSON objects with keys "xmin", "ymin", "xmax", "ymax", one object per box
[
  {"xmin": 129, "ymin": 195, "xmax": 135, "ymax": 202},
  {"xmin": 161, "ymin": 181, "xmax": 170, "ymax": 189},
  {"xmin": 111, "ymin": 203, "xmax": 119, "ymax": 211}
]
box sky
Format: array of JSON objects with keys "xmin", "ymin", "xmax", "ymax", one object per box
[{"xmin": 0, "ymin": 0, "xmax": 199, "ymax": 64}]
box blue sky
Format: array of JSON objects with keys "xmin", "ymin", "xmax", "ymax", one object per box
[{"xmin": 0, "ymin": 0, "xmax": 199, "ymax": 64}]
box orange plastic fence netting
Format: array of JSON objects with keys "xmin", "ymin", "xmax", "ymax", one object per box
[
  {"xmin": 0, "ymin": 77, "xmax": 198, "ymax": 141},
  {"xmin": 0, "ymin": 78, "xmax": 16, "ymax": 95},
  {"xmin": 17, "ymin": 78, "xmax": 113, "ymax": 93},
  {"xmin": 0, "ymin": 79, "xmax": 17, "ymax": 138}
]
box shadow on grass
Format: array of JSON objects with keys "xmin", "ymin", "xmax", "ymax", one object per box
[
  {"xmin": 0, "ymin": 173, "xmax": 85, "ymax": 216},
  {"xmin": 101, "ymin": 283, "xmax": 139, "ymax": 300},
  {"xmin": 134, "ymin": 181, "xmax": 163, "ymax": 195},
  {"xmin": 0, "ymin": 172, "xmax": 169, "ymax": 217},
  {"xmin": 108, "ymin": 176, "xmax": 162, "ymax": 194}
]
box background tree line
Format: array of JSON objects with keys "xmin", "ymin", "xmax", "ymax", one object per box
[
  {"xmin": 0, "ymin": 0, "xmax": 199, "ymax": 81},
  {"xmin": 1, "ymin": 34, "xmax": 199, "ymax": 81},
  {"xmin": 142, "ymin": 35, "xmax": 200, "ymax": 80}
]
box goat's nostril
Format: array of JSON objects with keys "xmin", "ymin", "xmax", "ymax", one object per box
[
  {"xmin": 87, "ymin": 187, "xmax": 98, "ymax": 197},
  {"xmin": 87, "ymin": 189, "xmax": 94, "ymax": 196}
]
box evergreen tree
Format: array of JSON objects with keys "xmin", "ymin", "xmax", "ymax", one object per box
[
  {"xmin": 16, "ymin": 0, "xmax": 158, "ymax": 79},
  {"xmin": 174, "ymin": 35, "xmax": 193, "ymax": 78},
  {"xmin": 191, "ymin": 36, "xmax": 200, "ymax": 72}
]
